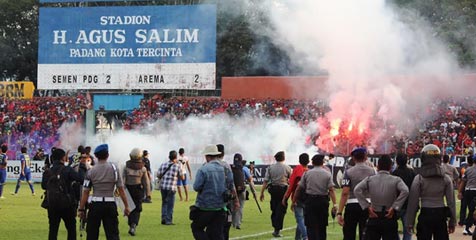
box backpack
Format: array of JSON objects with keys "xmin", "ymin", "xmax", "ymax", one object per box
[
  {"xmin": 46, "ymin": 165, "xmax": 74, "ymax": 210},
  {"xmin": 231, "ymin": 164, "xmax": 246, "ymax": 194}
]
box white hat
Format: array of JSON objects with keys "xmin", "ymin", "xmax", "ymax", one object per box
[{"xmin": 202, "ymin": 145, "xmax": 221, "ymax": 156}]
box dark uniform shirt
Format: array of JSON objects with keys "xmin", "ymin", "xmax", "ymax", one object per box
[
  {"xmin": 264, "ymin": 162, "xmax": 292, "ymax": 187},
  {"xmin": 299, "ymin": 166, "xmax": 333, "ymax": 196},
  {"xmin": 463, "ymin": 166, "xmax": 476, "ymax": 189},
  {"xmin": 354, "ymin": 170, "xmax": 409, "ymax": 212},
  {"xmin": 83, "ymin": 161, "xmax": 123, "ymax": 197},
  {"xmin": 342, "ymin": 162, "xmax": 375, "ymax": 203},
  {"xmin": 406, "ymin": 174, "xmax": 456, "ymax": 227}
]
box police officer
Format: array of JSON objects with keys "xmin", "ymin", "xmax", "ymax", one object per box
[
  {"xmin": 13, "ymin": 146, "xmax": 35, "ymax": 196},
  {"xmin": 294, "ymin": 154, "xmax": 337, "ymax": 240},
  {"xmin": 191, "ymin": 145, "xmax": 235, "ymax": 240},
  {"xmin": 78, "ymin": 144, "xmax": 130, "ymax": 240},
  {"xmin": 42, "ymin": 148, "xmax": 87, "ymax": 240},
  {"xmin": 406, "ymin": 144, "xmax": 456, "ymax": 239},
  {"xmin": 354, "ymin": 155, "xmax": 409, "ymax": 240},
  {"xmin": 123, "ymin": 148, "xmax": 150, "ymax": 236},
  {"xmin": 337, "ymin": 147, "xmax": 375, "ymax": 240},
  {"xmin": 259, "ymin": 151, "xmax": 292, "ymax": 238},
  {"xmin": 459, "ymin": 154, "xmax": 476, "ymax": 235},
  {"xmin": 442, "ymin": 154, "xmax": 459, "ymax": 188}
]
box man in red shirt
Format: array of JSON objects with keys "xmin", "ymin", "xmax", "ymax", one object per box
[{"xmin": 282, "ymin": 153, "xmax": 310, "ymax": 240}]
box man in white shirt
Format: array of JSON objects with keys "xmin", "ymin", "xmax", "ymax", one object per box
[{"xmin": 177, "ymin": 148, "xmax": 192, "ymax": 201}]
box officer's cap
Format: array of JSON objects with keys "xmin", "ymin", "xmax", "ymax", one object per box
[
  {"xmin": 351, "ymin": 147, "xmax": 367, "ymax": 156},
  {"xmin": 94, "ymin": 144, "xmax": 109, "ymax": 154},
  {"xmin": 421, "ymin": 144, "xmax": 441, "ymax": 155}
]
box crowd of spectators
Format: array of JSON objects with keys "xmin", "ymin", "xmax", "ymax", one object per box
[
  {"xmin": 125, "ymin": 97, "xmax": 476, "ymax": 156},
  {"xmin": 0, "ymin": 94, "xmax": 90, "ymax": 159},
  {"xmin": 123, "ymin": 98, "xmax": 329, "ymax": 130},
  {"xmin": 2, "ymin": 94, "xmax": 476, "ymax": 159}
]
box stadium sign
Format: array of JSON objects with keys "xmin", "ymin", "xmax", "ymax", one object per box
[
  {"xmin": 0, "ymin": 82, "xmax": 35, "ymax": 99},
  {"xmin": 6, "ymin": 160, "xmax": 44, "ymax": 183},
  {"xmin": 38, "ymin": 5, "xmax": 216, "ymax": 90}
]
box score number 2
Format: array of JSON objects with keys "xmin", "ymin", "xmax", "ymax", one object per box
[{"xmin": 194, "ymin": 74, "xmax": 199, "ymax": 83}]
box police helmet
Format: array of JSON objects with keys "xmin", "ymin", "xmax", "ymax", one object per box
[
  {"xmin": 129, "ymin": 148, "xmax": 143, "ymax": 160},
  {"xmin": 420, "ymin": 144, "xmax": 441, "ymax": 165}
]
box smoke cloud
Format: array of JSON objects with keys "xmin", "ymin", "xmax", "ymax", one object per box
[
  {"xmin": 59, "ymin": 115, "xmax": 316, "ymax": 168},
  {"xmin": 257, "ymin": 0, "xmax": 467, "ymax": 153}
]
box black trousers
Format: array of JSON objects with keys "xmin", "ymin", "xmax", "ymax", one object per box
[
  {"xmin": 364, "ymin": 213, "xmax": 398, "ymax": 240},
  {"xmin": 304, "ymin": 195, "xmax": 329, "ymax": 240},
  {"xmin": 126, "ymin": 184, "xmax": 143, "ymax": 226},
  {"xmin": 86, "ymin": 202, "xmax": 119, "ymax": 240},
  {"xmin": 268, "ymin": 185, "xmax": 288, "ymax": 231},
  {"xmin": 416, "ymin": 207, "xmax": 449, "ymax": 240},
  {"xmin": 48, "ymin": 207, "xmax": 77, "ymax": 240},
  {"xmin": 466, "ymin": 190, "xmax": 476, "ymax": 229},
  {"xmin": 191, "ymin": 210, "xmax": 227, "ymax": 240},
  {"xmin": 460, "ymin": 189, "xmax": 468, "ymax": 225},
  {"xmin": 343, "ymin": 203, "xmax": 369, "ymax": 240},
  {"xmin": 223, "ymin": 208, "xmax": 231, "ymax": 240}
]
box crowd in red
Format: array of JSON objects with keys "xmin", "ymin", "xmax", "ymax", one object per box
[
  {"xmin": 1, "ymin": 95, "xmax": 476, "ymax": 158},
  {"xmin": 0, "ymin": 95, "xmax": 90, "ymax": 159}
]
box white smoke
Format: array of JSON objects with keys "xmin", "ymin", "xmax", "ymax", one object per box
[
  {"xmin": 255, "ymin": 0, "xmax": 465, "ymax": 152},
  {"xmin": 67, "ymin": 115, "xmax": 316, "ymax": 168}
]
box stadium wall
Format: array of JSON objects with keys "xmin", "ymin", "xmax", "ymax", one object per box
[
  {"xmin": 221, "ymin": 76, "xmax": 329, "ymax": 100},
  {"xmin": 221, "ymin": 73, "xmax": 476, "ymax": 100}
]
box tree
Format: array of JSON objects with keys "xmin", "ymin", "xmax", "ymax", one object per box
[
  {"xmin": 393, "ymin": 0, "xmax": 476, "ymax": 67},
  {"xmin": 0, "ymin": 0, "xmax": 38, "ymax": 82}
]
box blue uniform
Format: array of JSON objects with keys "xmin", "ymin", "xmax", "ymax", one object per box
[
  {"xmin": 0, "ymin": 153, "xmax": 8, "ymax": 197},
  {"xmin": 19, "ymin": 154, "xmax": 32, "ymax": 181},
  {"xmin": 14, "ymin": 153, "xmax": 34, "ymax": 194}
]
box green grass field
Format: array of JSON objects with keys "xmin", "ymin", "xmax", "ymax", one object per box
[{"xmin": 0, "ymin": 183, "xmax": 460, "ymax": 239}]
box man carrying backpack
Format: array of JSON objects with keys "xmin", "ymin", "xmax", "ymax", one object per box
[
  {"xmin": 231, "ymin": 153, "xmax": 252, "ymax": 230},
  {"xmin": 41, "ymin": 148, "xmax": 87, "ymax": 240}
]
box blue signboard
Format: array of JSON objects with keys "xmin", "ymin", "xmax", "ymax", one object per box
[{"xmin": 38, "ymin": 5, "xmax": 216, "ymax": 90}]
